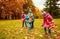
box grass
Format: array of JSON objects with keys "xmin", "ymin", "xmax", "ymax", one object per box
[{"xmin": 0, "ymin": 19, "xmax": 60, "ymax": 39}]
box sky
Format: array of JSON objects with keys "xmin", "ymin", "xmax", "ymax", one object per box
[
  {"xmin": 32, "ymin": 0, "xmax": 46, "ymax": 10},
  {"xmin": 57, "ymin": 1, "xmax": 60, "ymax": 8},
  {"xmin": 32, "ymin": 0, "xmax": 60, "ymax": 10}
]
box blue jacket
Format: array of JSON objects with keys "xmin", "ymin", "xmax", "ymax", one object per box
[{"xmin": 32, "ymin": 15, "xmax": 34, "ymax": 21}]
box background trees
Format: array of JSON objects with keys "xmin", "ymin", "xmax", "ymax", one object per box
[
  {"xmin": 0, "ymin": 0, "xmax": 60, "ymax": 19},
  {"xmin": 0, "ymin": 0, "xmax": 24, "ymax": 19},
  {"xmin": 44, "ymin": 0, "xmax": 60, "ymax": 18},
  {"xmin": 0, "ymin": 0, "xmax": 42, "ymax": 20}
]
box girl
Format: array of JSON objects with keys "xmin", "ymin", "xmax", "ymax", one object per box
[
  {"xmin": 42, "ymin": 11, "xmax": 55, "ymax": 36},
  {"xmin": 21, "ymin": 11, "xmax": 26, "ymax": 27}
]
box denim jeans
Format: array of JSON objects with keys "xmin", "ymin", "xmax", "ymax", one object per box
[{"xmin": 27, "ymin": 22, "xmax": 32, "ymax": 32}]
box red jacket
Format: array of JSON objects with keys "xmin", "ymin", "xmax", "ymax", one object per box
[
  {"xmin": 43, "ymin": 13, "xmax": 54, "ymax": 28},
  {"xmin": 21, "ymin": 12, "xmax": 26, "ymax": 22}
]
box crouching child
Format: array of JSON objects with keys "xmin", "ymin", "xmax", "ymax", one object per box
[{"xmin": 42, "ymin": 11, "xmax": 55, "ymax": 36}]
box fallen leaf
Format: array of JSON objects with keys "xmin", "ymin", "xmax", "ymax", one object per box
[
  {"xmin": 25, "ymin": 36, "xmax": 28, "ymax": 39},
  {"xmin": 35, "ymin": 32, "xmax": 38, "ymax": 35},
  {"xmin": 39, "ymin": 34, "xmax": 43, "ymax": 37},
  {"xmin": 31, "ymin": 36, "xmax": 34, "ymax": 39},
  {"xmin": 54, "ymin": 34, "xmax": 57, "ymax": 37},
  {"xmin": 15, "ymin": 32, "xmax": 19, "ymax": 35}
]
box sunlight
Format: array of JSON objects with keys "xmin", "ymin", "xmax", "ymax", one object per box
[{"xmin": 32, "ymin": 0, "xmax": 46, "ymax": 10}]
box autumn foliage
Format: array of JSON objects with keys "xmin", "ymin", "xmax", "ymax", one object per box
[{"xmin": 0, "ymin": 0, "xmax": 42, "ymax": 20}]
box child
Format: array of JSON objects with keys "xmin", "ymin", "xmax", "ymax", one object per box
[
  {"xmin": 28, "ymin": 10, "xmax": 34, "ymax": 29},
  {"xmin": 21, "ymin": 11, "xmax": 26, "ymax": 27},
  {"xmin": 25, "ymin": 10, "xmax": 34, "ymax": 32},
  {"xmin": 42, "ymin": 11, "xmax": 55, "ymax": 36}
]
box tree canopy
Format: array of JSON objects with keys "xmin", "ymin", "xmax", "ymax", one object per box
[{"xmin": 44, "ymin": 0, "xmax": 60, "ymax": 18}]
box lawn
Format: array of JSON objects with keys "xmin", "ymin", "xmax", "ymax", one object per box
[{"xmin": 0, "ymin": 19, "xmax": 60, "ymax": 39}]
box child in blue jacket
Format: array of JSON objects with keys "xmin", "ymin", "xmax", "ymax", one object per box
[{"xmin": 25, "ymin": 10, "xmax": 34, "ymax": 32}]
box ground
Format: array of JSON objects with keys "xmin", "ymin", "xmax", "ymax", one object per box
[{"xmin": 0, "ymin": 19, "xmax": 60, "ymax": 39}]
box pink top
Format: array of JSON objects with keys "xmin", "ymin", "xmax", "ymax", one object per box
[{"xmin": 43, "ymin": 13, "xmax": 54, "ymax": 28}]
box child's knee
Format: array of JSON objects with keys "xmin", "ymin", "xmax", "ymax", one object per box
[{"xmin": 28, "ymin": 27, "xmax": 31, "ymax": 32}]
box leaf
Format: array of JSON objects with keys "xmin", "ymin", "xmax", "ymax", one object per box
[
  {"xmin": 53, "ymin": 34, "xmax": 57, "ymax": 37},
  {"xmin": 39, "ymin": 34, "xmax": 43, "ymax": 37},
  {"xmin": 25, "ymin": 36, "xmax": 28, "ymax": 39}
]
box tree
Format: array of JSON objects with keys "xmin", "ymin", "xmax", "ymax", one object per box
[
  {"xmin": 44, "ymin": 0, "xmax": 60, "ymax": 18},
  {"xmin": 0, "ymin": 0, "xmax": 24, "ymax": 19},
  {"xmin": 23, "ymin": 0, "xmax": 42, "ymax": 18},
  {"xmin": 0, "ymin": 0, "xmax": 42, "ymax": 19}
]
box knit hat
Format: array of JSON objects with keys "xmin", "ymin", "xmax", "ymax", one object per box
[
  {"xmin": 28, "ymin": 10, "xmax": 32, "ymax": 13},
  {"xmin": 42, "ymin": 11, "xmax": 46, "ymax": 16}
]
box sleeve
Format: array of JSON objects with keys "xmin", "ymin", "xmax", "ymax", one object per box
[
  {"xmin": 42, "ymin": 18, "xmax": 45, "ymax": 25},
  {"xmin": 47, "ymin": 15, "xmax": 54, "ymax": 24},
  {"xmin": 32, "ymin": 16, "xmax": 34, "ymax": 20}
]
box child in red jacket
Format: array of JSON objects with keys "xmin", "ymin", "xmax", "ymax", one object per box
[
  {"xmin": 21, "ymin": 11, "xmax": 26, "ymax": 27},
  {"xmin": 42, "ymin": 11, "xmax": 55, "ymax": 36}
]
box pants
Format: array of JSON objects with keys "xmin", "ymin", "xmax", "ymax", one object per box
[
  {"xmin": 22, "ymin": 22, "xmax": 27, "ymax": 27},
  {"xmin": 44, "ymin": 27, "xmax": 51, "ymax": 35},
  {"xmin": 27, "ymin": 22, "xmax": 32, "ymax": 32},
  {"xmin": 31, "ymin": 21, "xmax": 34, "ymax": 29}
]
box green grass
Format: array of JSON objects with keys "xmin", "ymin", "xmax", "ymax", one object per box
[{"xmin": 0, "ymin": 19, "xmax": 60, "ymax": 39}]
